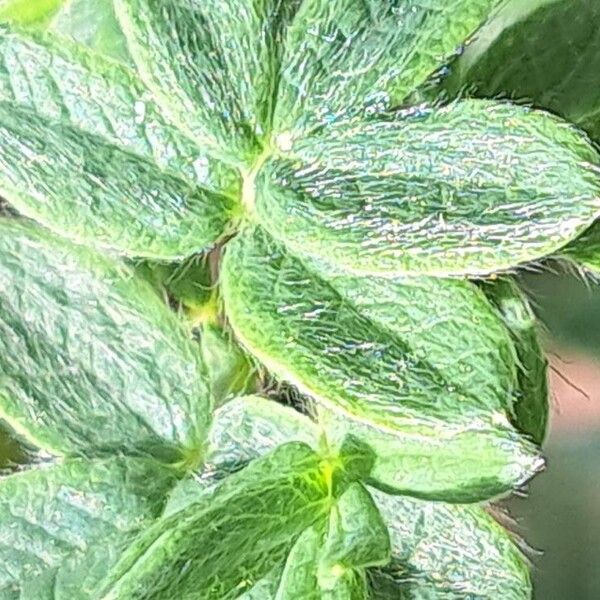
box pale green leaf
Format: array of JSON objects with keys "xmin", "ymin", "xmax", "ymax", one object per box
[
  {"xmin": 0, "ymin": 457, "xmax": 177, "ymax": 598},
  {"xmin": 444, "ymin": 0, "xmax": 600, "ymax": 144},
  {"xmin": 368, "ymin": 488, "xmax": 531, "ymax": 599},
  {"xmin": 482, "ymin": 278, "xmax": 549, "ymax": 444},
  {"xmin": 0, "ymin": 219, "xmax": 210, "ymax": 461},
  {"xmin": 99, "ymin": 443, "xmax": 334, "ymax": 600},
  {"xmin": 50, "ymin": 0, "xmax": 129, "ymax": 62},
  {"xmin": 0, "ymin": 26, "xmax": 237, "ymax": 258},
  {"xmin": 221, "ymin": 227, "xmax": 543, "ymax": 501},
  {"xmin": 0, "ymin": 0, "xmax": 62, "ymax": 26},
  {"xmin": 258, "ymin": 100, "xmax": 600, "ymax": 277},
  {"xmin": 114, "ymin": 0, "xmax": 290, "ymax": 163},
  {"xmin": 273, "ymin": 0, "xmax": 498, "ymax": 135}
]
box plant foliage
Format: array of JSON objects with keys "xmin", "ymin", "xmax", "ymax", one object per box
[{"xmin": 0, "ymin": 0, "xmax": 599, "ymax": 598}]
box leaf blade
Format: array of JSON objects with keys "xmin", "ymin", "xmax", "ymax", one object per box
[
  {"xmin": 221, "ymin": 227, "xmax": 543, "ymax": 501},
  {"xmin": 274, "ymin": 0, "xmax": 499, "ymax": 134},
  {"xmin": 0, "ymin": 219, "xmax": 211, "ymax": 460},
  {"xmin": 259, "ymin": 100, "xmax": 600, "ymax": 276},
  {"xmin": 0, "ymin": 457, "xmax": 176, "ymax": 597},
  {"xmin": 0, "ymin": 26, "xmax": 236, "ymax": 257}
]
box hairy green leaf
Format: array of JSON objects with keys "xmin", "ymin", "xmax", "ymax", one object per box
[
  {"xmin": 483, "ymin": 278, "xmax": 549, "ymax": 444},
  {"xmin": 0, "ymin": 219, "xmax": 210, "ymax": 461},
  {"xmin": 114, "ymin": 0, "xmax": 290, "ymax": 163},
  {"xmin": 0, "ymin": 457, "xmax": 176, "ymax": 598},
  {"xmin": 562, "ymin": 221, "xmax": 600, "ymax": 275},
  {"xmin": 275, "ymin": 483, "xmax": 390, "ymax": 599},
  {"xmin": 258, "ymin": 100, "xmax": 600, "ymax": 277},
  {"xmin": 445, "ymin": 0, "xmax": 600, "ymax": 144},
  {"xmin": 0, "ymin": 26, "xmax": 237, "ymax": 258},
  {"xmin": 50, "ymin": 0, "xmax": 129, "ymax": 62},
  {"xmin": 99, "ymin": 443, "xmax": 335, "ymax": 600},
  {"xmin": 200, "ymin": 325, "xmax": 257, "ymax": 407},
  {"xmin": 369, "ymin": 488, "xmax": 531, "ymax": 599},
  {"xmin": 222, "ymin": 227, "xmax": 542, "ymax": 501},
  {"xmin": 273, "ymin": 0, "xmax": 498, "ymax": 135},
  {"xmin": 133, "ymin": 255, "xmax": 213, "ymax": 311},
  {"xmin": 0, "ymin": 0, "xmax": 61, "ymax": 26}
]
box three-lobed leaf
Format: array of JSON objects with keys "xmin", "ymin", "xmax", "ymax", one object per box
[
  {"xmin": 222, "ymin": 227, "xmax": 543, "ymax": 501},
  {"xmin": 0, "ymin": 219, "xmax": 210, "ymax": 462}
]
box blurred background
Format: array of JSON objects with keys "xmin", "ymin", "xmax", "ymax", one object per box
[{"xmin": 506, "ymin": 271, "xmax": 600, "ymax": 600}]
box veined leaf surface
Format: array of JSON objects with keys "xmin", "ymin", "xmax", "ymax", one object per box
[
  {"xmin": 0, "ymin": 26, "xmax": 236, "ymax": 258},
  {"xmin": 258, "ymin": 100, "xmax": 600, "ymax": 276},
  {"xmin": 114, "ymin": 0, "xmax": 292, "ymax": 163},
  {"xmin": 99, "ymin": 443, "xmax": 335, "ymax": 600},
  {"xmin": 369, "ymin": 488, "xmax": 531, "ymax": 599},
  {"xmin": 221, "ymin": 227, "xmax": 542, "ymax": 501},
  {"xmin": 0, "ymin": 219, "xmax": 210, "ymax": 461},
  {"xmin": 0, "ymin": 457, "xmax": 176, "ymax": 598},
  {"xmin": 274, "ymin": 0, "xmax": 499, "ymax": 134}
]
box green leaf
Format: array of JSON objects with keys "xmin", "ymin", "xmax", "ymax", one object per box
[
  {"xmin": 133, "ymin": 255, "xmax": 213, "ymax": 311},
  {"xmin": 114, "ymin": 0, "xmax": 288, "ymax": 163},
  {"xmin": 0, "ymin": 25, "xmax": 237, "ymax": 258},
  {"xmin": 273, "ymin": 0, "xmax": 498, "ymax": 135},
  {"xmin": 206, "ymin": 395, "xmax": 320, "ymax": 473},
  {"xmin": 562, "ymin": 221, "xmax": 600, "ymax": 275},
  {"xmin": 221, "ymin": 227, "xmax": 543, "ymax": 501},
  {"xmin": 50, "ymin": 0, "xmax": 130, "ymax": 62},
  {"xmin": 445, "ymin": 0, "xmax": 600, "ymax": 144},
  {"xmin": 0, "ymin": 219, "xmax": 210, "ymax": 462},
  {"xmin": 0, "ymin": 457, "xmax": 177, "ymax": 598},
  {"xmin": 276, "ymin": 483, "xmax": 390, "ymax": 600},
  {"xmin": 99, "ymin": 442, "xmax": 335, "ymax": 600},
  {"xmin": 0, "ymin": 0, "xmax": 62, "ymax": 26},
  {"xmin": 368, "ymin": 488, "xmax": 531, "ymax": 599},
  {"xmin": 482, "ymin": 278, "xmax": 549, "ymax": 444},
  {"xmin": 258, "ymin": 100, "xmax": 600, "ymax": 277},
  {"xmin": 200, "ymin": 325, "xmax": 257, "ymax": 407}
]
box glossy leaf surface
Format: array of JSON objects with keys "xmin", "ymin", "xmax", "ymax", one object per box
[
  {"xmin": 0, "ymin": 219, "xmax": 210, "ymax": 461},
  {"xmin": 222, "ymin": 227, "xmax": 542, "ymax": 501},
  {"xmin": 0, "ymin": 457, "xmax": 176, "ymax": 598},
  {"xmin": 258, "ymin": 100, "xmax": 600, "ymax": 276},
  {"xmin": 274, "ymin": 0, "xmax": 498, "ymax": 134},
  {"xmin": 0, "ymin": 26, "xmax": 236, "ymax": 258}
]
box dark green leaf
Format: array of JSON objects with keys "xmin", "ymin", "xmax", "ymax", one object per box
[
  {"xmin": 369, "ymin": 488, "xmax": 531, "ymax": 599},
  {"xmin": 114, "ymin": 0, "xmax": 290, "ymax": 163},
  {"xmin": 258, "ymin": 100, "xmax": 600, "ymax": 277},
  {"xmin": 0, "ymin": 457, "xmax": 176, "ymax": 598},
  {"xmin": 0, "ymin": 219, "xmax": 210, "ymax": 462},
  {"xmin": 482, "ymin": 278, "xmax": 549, "ymax": 444},
  {"xmin": 562, "ymin": 221, "xmax": 600, "ymax": 275},
  {"xmin": 273, "ymin": 0, "xmax": 498, "ymax": 135},
  {"xmin": 0, "ymin": 26, "xmax": 237, "ymax": 258},
  {"xmin": 445, "ymin": 0, "xmax": 600, "ymax": 144},
  {"xmin": 99, "ymin": 443, "xmax": 334, "ymax": 600},
  {"xmin": 221, "ymin": 227, "xmax": 543, "ymax": 501}
]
